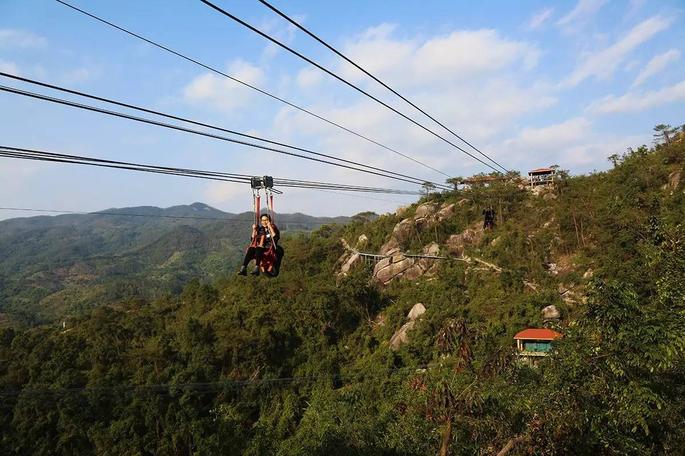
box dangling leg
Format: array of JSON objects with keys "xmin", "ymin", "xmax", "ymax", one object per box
[
  {"xmin": 273, "ymin": 245, "xmax": 284, "ymax": 276},
  {"xmin": 251, "ymin": 247, "xmax": 265, "ymax": 275},
  {"xmin": 238, "ymin": 247, "xmax": 256, "ymax": 275}
]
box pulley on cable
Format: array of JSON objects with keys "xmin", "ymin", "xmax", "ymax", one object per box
[{"xmin": 237, "ymin": 176, "xmax": 285, "ymax": 277}]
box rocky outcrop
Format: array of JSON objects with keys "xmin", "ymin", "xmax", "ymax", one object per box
[
  {"xmin": 373, "ymin": 251, "xmax": 414, "ymax": 284},
  {"xmin": 389, "ymin": 202, "xmax": 458, "ymax": 247},
  {"xmin": 379, "ymin": 237, "xmax": 400, "ymax": 256},
  {"xmin": 392, "ymin": 218, "xmax": 415, "ymax": 243},
  {"xmin": 542, "ymin": 305, "xmax": 560, "ymax": 321},
  {"xmin": 339, "ymin": 253, "xmax": 361, "ymax": 276},
  {"xmin": 415, "ymin": 202, "xmax": 438, "ymax": 219},
  {"xmin": 436, "ymin": 203, "xmax": 457, "ymax": 221},
  {"xmin": 663, "ymin": 169, "xmax": 682, "ymax": 193},
  {"xmin": 400, "ymin": 243, "xmax": 441, "ymax": 281},
  {"xmin": 395, "ymin": 205, "xmax": 409, "ymax": 218},
  {"xmin": 390, "ymin": 303, "xmax": 426, "ymax": 350},
  {"xmin": 336, "ymin": 235, "xmax": 369, "ymax": 277},
  {"xmin": 373, "ymin": 243, "xmax": 441, "ymax": 285},
  {"xmin": 446, "ymin": 226, "xmax": 483, "ymax": 258},
  {"xmin": 407, "ymin": 303, "xmax": 426, "ymax": 320}
]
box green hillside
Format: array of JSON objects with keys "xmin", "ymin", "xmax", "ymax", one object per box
[
  {"xmin": 0, "ymin": 203, "xmax": 350, "ymax": 326},
  {"xmin": 0, "ymin": 139, "xmax": 683, "ymax": 454}
]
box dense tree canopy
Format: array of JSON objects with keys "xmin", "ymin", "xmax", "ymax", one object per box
[{"xmin": 0, "ymin": 138, "xmax": 683, "ymax": 454}]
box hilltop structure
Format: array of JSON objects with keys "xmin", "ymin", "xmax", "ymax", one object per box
[{"xmin": 528, "ymin": 167, "xmax": 556, "ymax": 186}]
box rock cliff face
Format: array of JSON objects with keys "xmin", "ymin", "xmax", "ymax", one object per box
[
  {"xmin": 372, "ymin": 242, "xmax": 440, "ymax": 285},
  {"xmin": 446, "ymin": 226, "xmax": 483, "ymax": 258},
  {"xmin": 337, "ymin": 201, "xmax": 484, "ymax": 285}
]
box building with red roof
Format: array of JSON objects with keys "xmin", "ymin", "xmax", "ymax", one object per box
[{"xmin": 514, "ymin": 328, "xmax": 562, "ymax": 365}]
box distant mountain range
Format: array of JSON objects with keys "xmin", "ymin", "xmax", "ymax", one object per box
[{"xmin": 0, "ymin": 203, "xmax": 352, "ymax": 326}]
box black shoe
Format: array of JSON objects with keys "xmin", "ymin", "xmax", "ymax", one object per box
[
  {"xmin": 250, "ymin": 267, "xmax": 260, "ymax": 276},
  {"xmin": 237, "ymin": 266, "xmax": 247, "ymax": 276}
]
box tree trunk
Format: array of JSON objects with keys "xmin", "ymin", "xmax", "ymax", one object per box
[
  {"xmin": 439, "ymin": 419, "xmax": 453, "ymax": 456},
  {"xmin": 572, "ymin": 212, "xmax": 581, "ymax": 247},
  {"xmin": 496, "ymin": 435, "xmax": 527, "ymax": 456}
]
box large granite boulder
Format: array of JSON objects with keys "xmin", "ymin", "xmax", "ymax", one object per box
[
  {"xmin": 407, "ymin": 303, "xmax": 426, "ymax": 320},
  {"xmin": 390, "ymin": 303, "xmax": 426, "ymax": 350},
  {"xmin": 373, "ymin": 253, "xmax": 415, "ymax": 284},
  {"xmin": 392, "ymin": 218, "xmax": 415, "ymax": 243},
  {"xmin": 395, "ymin": 205, "xmax": 410, "ymax": 217},
  {"xmin": 379, "ymin": 237, "xmax": 400, "ymax": 256},
  {"xmin": 402, "ymin": 243, "xmax": 441, "ymax": 281},
  {"xmin": 339, "ymin": 253, "xmax": 361, "ymax": 276},
  {"xmin": 373, "ymin": 243, "xmax": 441, "ymax": 285},
  {"xmin": 414, "ymin": 202, "xmax": 438, "ymax": 218},
  {"xmin": 446, "ymin": 227, "xmax": 483, "ymax": 257},
  {"xmin": 663, "ymin": 169, "xmax": 681, "ymax": 193},
  {"xmin": 389, "ymin": 321, "xmax": 415, "ymax": 350},
  {"xmin": 436, "ymin": 203, "xmax": 457, "ymax": 221},
  {"xmin": 542, "ymin": 305, "xmax": 560, "ymax": 321}
]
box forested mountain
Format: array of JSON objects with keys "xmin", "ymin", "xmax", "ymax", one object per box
[
  {"xmin": 0, "ymin": 203, "xmax": 350, "ymax": 326},
  {"xmin": 0, "ymin": 139, "xmax": 684, "ymax": 455}
]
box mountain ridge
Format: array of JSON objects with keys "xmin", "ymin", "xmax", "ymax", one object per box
[{"xmin": 0, "ymin": 203, "xmax": 353, "ymax": 325}]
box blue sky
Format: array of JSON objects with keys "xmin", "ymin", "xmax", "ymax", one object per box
[{"xmin": 1, "ymin": 0, "xmax": 683, "ymax": 219}]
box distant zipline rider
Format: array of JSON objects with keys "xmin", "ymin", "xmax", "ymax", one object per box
[
  {"xmin": 238, "ymin": 176, "xmax": 284, "ymax": 277},
  {"xmin": 483, "ymin": 206, "xmax": 496, "ymax": 230}
]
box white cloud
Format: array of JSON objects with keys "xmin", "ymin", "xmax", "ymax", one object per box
[
  {"xmin": 296, "ymin": 67, "xmax": 323, "ymax": 89},
  {"xmin": 0, "ymin": 59, "xmax": 20, "ymax": 75},
  {"xmin": 0, "ymin": 29, "xmax": 46, "ymax": 49},
  {"xmin": 339, "ymin": 25, "xmax": 540, "ymax": 88},
  {"xmin": 501, "ymin": 118, "xmax": 648, "ymax": 170},
  {"xmin": 259, "ymin": 23, "xmax": 556, "ymax": 183},
  {"xmin": 258, "ymin": 14, "xmax": 305, "ymax": 59},
  {"xmin": 204, "ymin": 181, "xmax": 247, "ymax": 206},
  {"xmin": 183, "ymin": 60, "xmax": 265, "ymax": 112},
  {"xmin": 563, "ymin": 15, "xmax": 673, "ymax": 86},
  {"xmin": 527, "ymin": 7, "xmax": 555, "ymax": 30},
  {"xmin": 557, "ymin": 0, "xmax": 607, "ymax": 28},
  {"xmin": 631, "ymin": 49, "xmax": 680, "ymax": 87},
  {"xmin": 60, "ymin": 67, "xmax": 101, "ymax": 85},
  {"xmin": 505, "ymin": 117, "xmax": 591, "ymax": 151},
  {"xmin": 588, "ymin": 80, "xmax": 685, "ymax": 114}
]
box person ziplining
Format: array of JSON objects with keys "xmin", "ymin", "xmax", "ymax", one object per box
[
  {"xmin": 238, "ymin": 176, "xmax": 284, "ymax": 277},
  {"xmin": 483, "ymin": 206, "xmax": 496, "ymax": 230}
]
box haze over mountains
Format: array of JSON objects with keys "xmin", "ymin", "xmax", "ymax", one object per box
[{"xmin": 0, "ymin": 202, "xmax": 352, "ymax": 326}]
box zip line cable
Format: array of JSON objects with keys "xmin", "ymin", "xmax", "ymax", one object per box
[
  {"xmin": 2, "ymin": 145, "xmax": 417, "ymax": 195},
  {"xmin": 0, "ymin": 72, "xmax": 449, "ymax": 191},
  {"xmin": 0, "ymin": 84, "xmax": 446, "ymax": 190},
  {"xmin": 256, "ymin": 0, "xmax": 509, "ymax": 173},
  {"xmin": 55, "ymin": 0, "xmax": 453, "ymax": 182},
  {"xmin": 0, "ymin": 152, "xmax": 421, "ymax": 195},
  {"xmin": 201, "ymin": 0, "xmax": 501, "ymax": 175},
  {"xmin": 0, "ymin": 364, "xmax": 440, "ymax": 397},
  {"xmin": 0, "ymin": 146, "xmax": 423, "ymax": 195}
]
